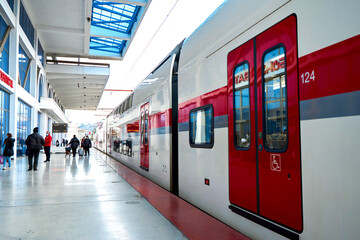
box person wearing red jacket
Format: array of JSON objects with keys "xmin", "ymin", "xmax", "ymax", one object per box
[{"xmin": 44, "ymin": 131, "xmax": 52, "ymax": 163}]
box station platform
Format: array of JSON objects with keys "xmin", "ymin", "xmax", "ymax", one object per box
[{"xmin": 0, "ymin": 149, "xmax": 249, "ymax": 240}]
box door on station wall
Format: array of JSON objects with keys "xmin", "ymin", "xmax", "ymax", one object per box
[
  {"xmin": 140, "ymin": 103, "xmax": 149, "ymax": 171},
  {"xmin": 228, "ymin": 15, "xmax": 302, "ymax": 231}
]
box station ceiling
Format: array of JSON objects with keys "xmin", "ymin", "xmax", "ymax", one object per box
[
  {"xmin": 25, "ymin": 0, "xmax": 151, "ymax": 60},
  {"xmin": 22, "ymin": 0, "xmax": 151, "ymax": 110}
]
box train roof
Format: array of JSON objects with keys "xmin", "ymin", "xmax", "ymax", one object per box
[
  {"xmin": 179, "ymin": 0, "xmax": 290, "ymax": 71},
  {"xmin": 109, "ymin": 42, "xmax": 183, "ymax": 118}
]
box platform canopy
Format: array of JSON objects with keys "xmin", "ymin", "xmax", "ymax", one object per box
[
  {"xmin": 25, "ymin": 0, "xmax": 151, "ymax": 60},
  {"xmin": 22, "ymin": 0, "xmax": 151, "ymax": 110}
]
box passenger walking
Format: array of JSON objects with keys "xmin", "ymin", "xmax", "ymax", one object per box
[
  {"xmin": 3, "ymin": 133, "xmax": 15, "ymax": 170},
  {"xmin": 56, "ymin": 139, "xmax": 59, "ymax": 147},
  {"xmin": 25, "ymin": 127, "xmax": 45, "ymax": 171},
  {"xmin": 44, "ymin": 131, "xmax": 52, "ymax": 163},
  {"xmin": 82, "ymin": 135, "xmax": 92, "ymax": 156},
  {"xmin": 69, "ymin": 135, "xmax": 80, "ymax": 157}
]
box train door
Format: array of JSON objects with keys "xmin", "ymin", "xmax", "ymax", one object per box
[
  {"xmin": 140, "ymin": 103, "xmax": 149, "ymax": 171},
  {"xmin": 228, "ymin": 15, "xmax": 302, "ymax": 232}
]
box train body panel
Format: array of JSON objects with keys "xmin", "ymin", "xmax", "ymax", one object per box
[
  {"xmin": 103, "ymin": 50, "xmax": 178, "ymax": 191},
  {"xmin": 94, "ymin": 0, "xmax": 360, "ymax": 238}
]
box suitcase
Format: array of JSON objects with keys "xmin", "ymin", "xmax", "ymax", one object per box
[
  {"xmin": 65, "ymin": 147, "xmax": 71, "ymax": 156},
  {"xmin": 78, "ymin": 148, "xmax": 84, "ymax": 156}
]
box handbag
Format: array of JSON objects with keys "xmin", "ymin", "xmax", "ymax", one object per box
[{"xmin": 25, "ymin": 148, "xmax": 29, "ymax": 156}]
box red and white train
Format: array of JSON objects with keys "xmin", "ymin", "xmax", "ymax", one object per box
[{"xmin": 93, "ymin": 0, "xmax": 360, "ymax": 239}]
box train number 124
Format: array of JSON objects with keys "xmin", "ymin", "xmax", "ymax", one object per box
[{"xmin": 301, "ymin": 70, "xmax": 315, "ymax": 84}]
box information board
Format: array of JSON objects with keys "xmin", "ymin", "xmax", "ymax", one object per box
[{"xmin": 52, "ymin": 123, "xmax": 68, "ymax": 133}]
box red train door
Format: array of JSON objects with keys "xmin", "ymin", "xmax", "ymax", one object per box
[
  {"xmin": 140, "ymin": 103, "xmax": 149, "ymax": 170},
  {"xmin": 228, "ymin": 15, "xmax": 302, "ymax": 232}
]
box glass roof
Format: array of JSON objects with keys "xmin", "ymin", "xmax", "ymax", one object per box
[{"xmin": 90, "ymin": 0, "xmax": 142, "ymax": 57}]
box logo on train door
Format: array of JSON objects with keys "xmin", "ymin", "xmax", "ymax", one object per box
[{"xmin": 270, "ymin": 154, "xmax": 281, "ymax": 172}]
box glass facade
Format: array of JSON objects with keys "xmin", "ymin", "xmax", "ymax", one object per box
[
  {"xmin": 38, "ymin": 40, "xmax": 44, "ymax": 66},
  {"xmin": 0, "ymin": 14, "xmax": 10, "ymax": 74},
  {"xmin": 19, "ymin": 45, "xmax": 31, "ymax": 93},
  {"xmin": 20, "ymin": 1, "xmax": 35, "ymax": 46},
  {"xmin": 48, "ymin": 118, "xmax": 51, "ymax": 132},
  {"xmin": 6, "ymin": 0, "xmax": 14, "ymax": 12},
  {"xmin": 17, "ymin": 100, "xmax": 31, "ymax": 156},
  {"xmin": 37, "ymin": 111, "xmax": 41, "ymax": 130},
  {"xmin": 0, "ymin": 90, "xmax": 10, "ymax": 156},
  {"xmin": 38, "ymin": 75, "xmax": 43, "ymax": 102}
]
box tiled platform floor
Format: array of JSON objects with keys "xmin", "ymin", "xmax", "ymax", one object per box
[
  {"xmin": 0, "ymin": 149, "xmax": 249, "ymax": 240},
  {"xmin": 0, "ymin": 150, "xmax": 187, "ymax": 240}
]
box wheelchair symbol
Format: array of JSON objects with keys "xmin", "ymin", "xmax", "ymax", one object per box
[{"xmin": 270, "ymin": 154, "xmax": 281, "ymax": 172}]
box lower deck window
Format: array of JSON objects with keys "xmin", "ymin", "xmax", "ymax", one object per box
[{"xmin": 189, "ymin": 104, "xmax": 214, "ymax": 148}]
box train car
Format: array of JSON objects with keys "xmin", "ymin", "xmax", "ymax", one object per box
[
  {"xmin": 94, "ymin": 122, "xmax": 107, "ymax": 152},
  {"xmin": 95, "ymin": 0, "xmax": 360, "ymax": 239},
  {"xmin": 103, "ymin": 44, "xmax": 182, "ymax": 191}
]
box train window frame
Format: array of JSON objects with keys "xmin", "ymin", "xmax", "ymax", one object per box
[
  {"xmin": 261, "ymin": 44, "xmax": 289, "ymax": 153},
  {"xmin": 233, "ymin": 61, "xmax": 251, "ymax": 150},
  {"xmin": 144, "ymin": 109, "xmax": 149, "ymax": 145},
  {"xmin": 189, "ymin": 104, "xmax": 214, "ymax": 149},
  {"xmin": 140, "ymin": 112, "xmax": 144, "ymax": 144}
]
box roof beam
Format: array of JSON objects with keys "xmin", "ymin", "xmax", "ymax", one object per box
[
  {"xmin": 90, "ymin": 26, "xmax": 131, "ymax": 40},
  {"xmin": 100, "ymin": 0, "xmax": 147, "ymax": 7},
  {"xmin": 37, "ymin": 25, "xmax": 85, "ymax": 36}
]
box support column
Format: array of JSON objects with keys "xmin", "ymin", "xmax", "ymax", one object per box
[{"xmin": 8, "ymin": 0, "xmax": 20, "ymax": 159}]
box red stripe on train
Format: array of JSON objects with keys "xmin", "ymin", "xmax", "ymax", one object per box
[
  {"xmin": 177, "ymin": 34, "xmax": 360, "ymax": 120},
  {"xmin": 123, "ymin": 109, "xmax": 172, "ymax": 132},
  {"xmin": 149, "ymin": 109, "xmax": 172, "ymax": 129},
  {"xmin": 178, "ymin": 86, "xmax": 228, "ymax": 124},
  {"xmin": 299, "ymin": 34, "xmax": 360, "ymax": 101}
]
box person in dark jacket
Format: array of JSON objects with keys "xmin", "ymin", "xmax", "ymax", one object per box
[
  {"xmin": 3, "ymin": 133, "xmax": 15, "ymax": 170},
  {"xmin": 69, "ymin": 135, "xmax": 80, "ymax": 157},
  {"xmin": 25, "ymin": 127, "xmax": 45, "ymax": 171},
  {"xmin": 82, "ymin": 135, "xmax": 92, "ymax": 156}
]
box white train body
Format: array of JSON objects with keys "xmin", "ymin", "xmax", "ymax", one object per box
[{"xmin": 95, "ymin": 0, "xmax": 360, "ymax": 239}]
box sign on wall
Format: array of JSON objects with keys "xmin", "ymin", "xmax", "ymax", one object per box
[{"xmin": 52, "ymin": 123, "xmax": 68, "ymax": 133}]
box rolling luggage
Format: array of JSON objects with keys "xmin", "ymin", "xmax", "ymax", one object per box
[
  {"xmin": 78, "ymin": 148, "xmax": 84, "ymax": 156},
  {"xmin": 65, "ymin": 147, "xmax": 71, "ymax": 157}
]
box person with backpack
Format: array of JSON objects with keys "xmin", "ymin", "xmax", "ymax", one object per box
[
  {"xmin": 82, "ymin": 135, "xmax": 92, "ymax": 156},
  {"xmin": 69, "ymin": 135, "xmax": 80, "ymax": 157},
  {"xmin": 25, "ymin": 127, "xmax": 45, "ymax": 171},
  {"xmin": 3, "ymin": 133, "xmax": 15, "ymax": 170}
]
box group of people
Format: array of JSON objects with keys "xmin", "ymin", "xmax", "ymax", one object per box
[
  {"xmin": 2, "ymin": 127, "xmax": 92, "ymax": 171},
  {"xmin": 68, "ymin": 135, "xmax": 92, "ymax": 157}
]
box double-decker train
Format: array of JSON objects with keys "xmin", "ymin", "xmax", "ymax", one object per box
[{"xmin": 93, "ymin": 0, "xmax": 360, "ymax": 239}]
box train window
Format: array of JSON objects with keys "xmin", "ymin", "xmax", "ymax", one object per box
[
  {"xmin": 233, "ymin": 62, "xmax": 250, "ymax": 149},
  {"xmin": 140, "ymin": 112, "xmax": 144, "ymax": 143},
  {"xmin": 144, "ymin": 110, "xmax": 148, "ymax": 145},
  {"xmin": 262, "ymin": 46, "xmax": 288, "ymax": 151},
  {"xmin": 189, "ymin": 104, "xmax": 214, "ymax": 148},
  {"xmin": 127, "ymin": 140, "xmax": 132, "ymax": 157}
]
